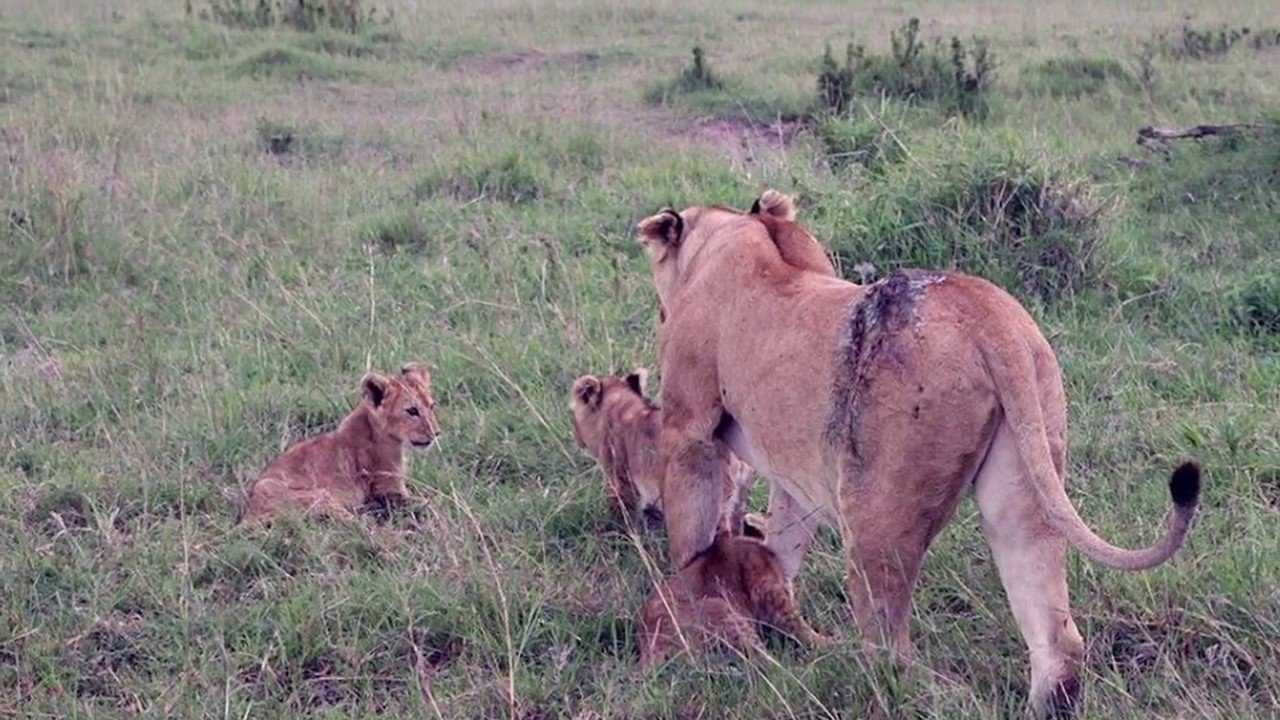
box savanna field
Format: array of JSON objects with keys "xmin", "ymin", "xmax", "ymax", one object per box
[{"xmin": 2, "ymin": 0, "xmax": 1278, "ymax": 717}]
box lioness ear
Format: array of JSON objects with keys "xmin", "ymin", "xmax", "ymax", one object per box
[
  {"xmin": 751, "ymin": 189, "xmax": 796, "ymax": 221},
  {"xmin": 625, "ymin": 367, "xmax": 649, "ymax": 397},
  {"xmin": 636, "ymin": 208, "xmax": 684, "ymax": 247},
  {"xmin": 572, "ymin": 375, "xmax": 603, "ymax": 409},
  {"xmin": 361, "ymin": 372, "xmax": 391, "ymax": 408},
  {"xmin": 401, "ymin": 362, "xmax": 430, "ymax": 385}
]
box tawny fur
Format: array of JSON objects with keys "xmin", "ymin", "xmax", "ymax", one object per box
[
  {"xmin": 653, "ymin": 194, "xmax": 835, "ymax": 324},
  {"xmin": 748, "ymin": 189, "xmax": 838, "ymax": 277},
  {"xmin": 570, "ymin": 369, "xmax": 752, "ymax": 534},
  {"xmin": 635, "ymin": 189, "xmax": 1202, "ymax": 718},
  {"xmin": 638, "ymin": 528, "xmax": 828, "ymax": 669},
  {"xmin": 243, "ymin": 363, "xmax": 441, "ymax": 521}
]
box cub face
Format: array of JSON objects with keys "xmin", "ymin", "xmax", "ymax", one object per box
[
  {"xmin": 362, "ymin": 362, "xmax": 442, "ymax": 449},
  {"xmin": 569, "ymin": 369, "xmax": 663, "ymax": 518}
]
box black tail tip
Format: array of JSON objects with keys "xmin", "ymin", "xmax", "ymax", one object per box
[{"xmin": 1168, "ymin": 460, "xmax": 1201, "ymax": 509}]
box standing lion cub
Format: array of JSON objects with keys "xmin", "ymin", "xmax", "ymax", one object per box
[
  {"xmin": 569, "ymin": 368, "xmax": 755, "ymax": 535},
  {"xmin": 638, "ymin": 527, "xmax": 829, "ymax": 668},
  {"xmin": 243, "ymin": 363, "xmax": 441, "ymax": 521}
]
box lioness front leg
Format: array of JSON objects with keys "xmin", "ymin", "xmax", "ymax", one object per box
[{"xmin": 661, "ymin": 431, "xmax": 728, "ymax": 567}]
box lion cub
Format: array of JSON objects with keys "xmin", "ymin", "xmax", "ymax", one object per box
[
  {"xmin": 570, "ymin": 368, "xmax": 754, "ymax": 534},
  {"xmin": 638, "ymin": 528, "xmax": 829, "ymax": 668},
  {"xmin": 243, "ymin": 363, "xmax": 441, "ymax": 521}
]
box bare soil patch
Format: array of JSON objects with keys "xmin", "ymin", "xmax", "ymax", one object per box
[
  {"xmin": 667, "ymin": 115, "xmax": 804, "ymax": 167},
  {"xmin": 460, "ymin": 50, "xmax": 618, "ymax": 77}
]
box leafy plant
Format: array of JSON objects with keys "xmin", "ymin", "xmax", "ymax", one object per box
[
  {"xmin": 192, "ymin": 0, "xmax": 392, "ymax": 34},
  {"xmin": 815, "ymin": 18, "xmax": 996, "ymax": 118}
]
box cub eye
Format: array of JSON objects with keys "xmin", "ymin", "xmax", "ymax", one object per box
[{"xmin": 406, "ymin": 407, "xmax": 421, "ymax": 417}]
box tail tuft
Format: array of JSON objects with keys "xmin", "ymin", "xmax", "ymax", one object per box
[{"xmin": 1168, "ymin": 460, "xmax": 1201, "ymax": 509}]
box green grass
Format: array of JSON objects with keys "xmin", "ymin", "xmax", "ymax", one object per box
[{"xmin": 2, "ymin": 0, "xmax": 1278, "ymax": 717}]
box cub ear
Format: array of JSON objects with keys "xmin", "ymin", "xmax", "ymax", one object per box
[
  {"xmin": 636, "ymin": 208, "xmax": 684, "ymax": 247},
  {"xmin": 571, "ymin": 375, "xmax": 603, "ymax": 409},
  {"xmin": 750, "ymin": 189, "xmax": 795, "ymax": 221},
  {"xmin": 624, "ymin": 367, "xmax": 649, "ymax": 397},
  {"xmin": 361, "ymin": 372, "xmax": 391, "ymax": 408},
  {"xmin": 741, "ymin": 512, "xmax": 768, "ymax": 540}
]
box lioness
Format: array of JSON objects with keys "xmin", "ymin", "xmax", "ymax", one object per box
[
  {"xmin": 570, "ymin": 369, "xmax": 754, "ymax": 535},
  {"xmin": 638, "ymin": 526, "xmax": 828, "ymax": 669},
  {"xmin": 244, "ymin": 363, "xmax": 441, "ymax": 521},
  {"xmin": 635, "ymin": 191, "xmax": 1201, "ymax": 716}
]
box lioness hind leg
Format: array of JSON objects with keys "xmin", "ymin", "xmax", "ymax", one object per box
[
  {"xmin": 840, "ymin": 513, "xmax": 932, "ymax": 660},
  {"xmin": 974, "ymin": 424, "xmax": 1084, "ymax": 718},
  {"xmin": 764, "ymin": 486, "xmax": 822, "ymax": 584},
  {"xmin": 839, "ymin": 456, "xmax": 967, "ymax": 660}
]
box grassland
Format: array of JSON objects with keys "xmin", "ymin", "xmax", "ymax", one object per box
[{"xmin": 1, "ymin": 0, "xmax": 1277, "ymax": 717}]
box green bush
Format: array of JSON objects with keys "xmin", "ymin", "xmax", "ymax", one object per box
[
  {"xmin": 192, "ymin": 0, "xmax": 391, "ymax": 34},
  {"xmin": 254, "ymin": 116, "xmax": 347, "ymax": 158},
  {"xmin": 816, "ymin": 19, "xmax": 996, "ymax": 118},
  {"xmin": 820, "ymin": 154, "xmax": 1110, "ymax": 303},
  {"xmin": 817, "ymin": 111, "xmax": 905, "ymax": 174},
  {"xmin": 415, "ymin": 127, "xmax": 610, "ymax": 205},
  {"xmin": 1021, "ymin": 56, "xmax": 1135, "ymax": 98},
  {"xmin": 227, "ymin": 44, "xmax": 355, "ymax": 80},
  {"xmin": 1230, "ymin": 275, "xmax": 1280, "ymax": 336},
  {"xmin": 1150, "ymin": 19, "xmax": 1280, "ymax": 61},
  {"xmin": 644, "ymin": 45, "xmax": 724, "ymax": 104}
]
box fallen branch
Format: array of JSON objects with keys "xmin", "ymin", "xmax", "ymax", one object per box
[
  {"xmin": 1137, "ymin": 122, "xmax": 1274, "ymax": 141},
  {"xmin": 1120, "ymin": 121, "xmax": 1277, "ymax": 168}
]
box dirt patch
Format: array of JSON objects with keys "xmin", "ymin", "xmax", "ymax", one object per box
[
  {"xmin": 461, "ymin": 50, "xmax": 618, "ymax": 77},
  {"xmin": 25, "ymin": 486, "xmax": 91, "ymax": 536},
  {"xmin": 668, "ymin": 116, "xmax": 803, "ymax": 167}
]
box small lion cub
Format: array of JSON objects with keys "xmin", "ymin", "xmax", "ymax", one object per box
[
  {"xmin": 243, "ymin": 363, "xmax": 441, "ymax": 521},
  {"xmin": 638, "ymin": 528, "xmax": 829, "ymax": 668},
  {"xmin": 570, "ymin": 368, "xmax": 754, "ymax": 534}
]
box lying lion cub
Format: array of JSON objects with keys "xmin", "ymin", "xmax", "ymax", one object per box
[
  {"xmin": 243, "ymin": 363, "xmax": 441, "ymax": 521},
  {"xmin": 570, "ymin": 368, "xmax": 754, "ymax": 534},
  {"xmin": 638, "ymin": 527, "xmax": 829, "ymax": 668}
]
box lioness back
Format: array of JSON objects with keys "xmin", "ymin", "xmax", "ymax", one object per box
[{"xmin": 244, "ymin": 363, "xmax": 441, "ymax": 521}]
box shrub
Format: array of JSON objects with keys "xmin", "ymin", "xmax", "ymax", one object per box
[
  {"xmin": 228, "ymin": 44, "xmax": 355, "ymax": 80},
  {"xmin": 1229, "ymin": 275, "xmax": 1280, "ymax": 336},
  {"xmin": 1148, "ymin": 18, "xmax": 1280, "ymax": 61},
  {"xmin": 1021, "ymin": 56, "xmax": 1136, "ymax": 98},
  {"xmin": 822, "ymin": 155, "xmax": 1111, "ymax": 303},
  {"xmin": 254, "ymin": 116, "xmax": 347, "ymax": 158},
  {"xmin": 816, "ymin": 43, "xmax": 857, "ymax": 115},
  {"xmin": 356, "ymin": 209, "xmax": 431, "ymax": 253},
  {"xmin": 415, "ymin": 128, "xmax": 610, "ymax": 205},
  {"xmin": 817, "ymin": 111, "xmax": 905, "ymax": 175},
  {"xmin": 816, "ymin": 18, "xmax": 996, "ymax": 118},
  {"xmin": 644, "ymin": 46, "xmax": 724, "ymax": 105},
  {"xmin": 192, "ymin": 0, "xmax": 392, "ymax": 34}
]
